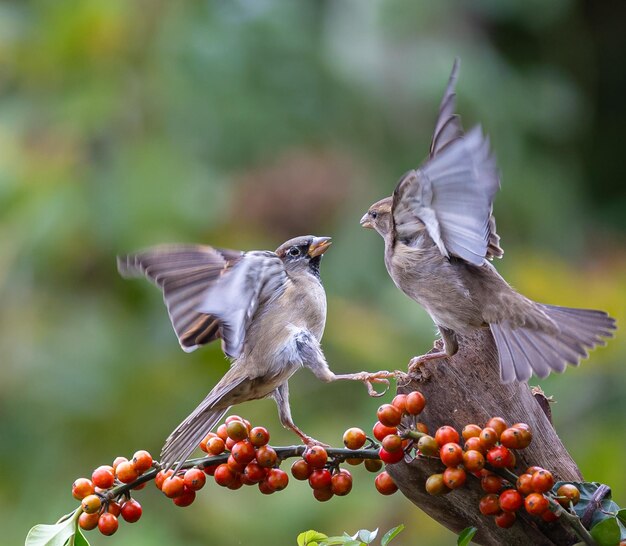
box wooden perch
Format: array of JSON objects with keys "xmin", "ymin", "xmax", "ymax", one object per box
[{"xmin": 387, "ymin": 329, "xmax": 583, "ymax": 546}]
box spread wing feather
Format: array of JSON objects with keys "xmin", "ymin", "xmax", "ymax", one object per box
[{"xmin": 117, "ymin": 244, "xmax": 243, "ymax": 352}]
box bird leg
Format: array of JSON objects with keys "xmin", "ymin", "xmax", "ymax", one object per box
[
  {"xmin": 272, "ymin": 383, "xmax": 329, "ymax": 447},
  {"xmin": 330, "ymin": 370, "xmax": 397, "ymax": 397},
  {"xmin": 408, "ymin": 326, "xmax": 458, "ymax": 373}
]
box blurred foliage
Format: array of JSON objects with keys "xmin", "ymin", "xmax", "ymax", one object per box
[{"xmin": 1, "ymin": 1, "xmax": 625, "ymax": 545}]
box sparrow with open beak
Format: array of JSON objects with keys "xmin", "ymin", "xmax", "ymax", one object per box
[
  {"xmin": 361, "ymin": 59, "xmax": 616, "ymax": 383},
  {"xmin": 118, "ymin": 236, "xmax": 392, "ymax": 468}
]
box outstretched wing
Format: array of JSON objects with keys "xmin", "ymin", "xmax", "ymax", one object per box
[
  {"xmin": 393, "ymin": 126, "xmax": 500, "ymax": 266},
  {"xmin": 117, "ymin": 244, "xmax": 243, "ymax": 352},
  {"xmin": 196, "ymin": 251, "xmax": 287, "ymax": 358},
  {"xmin": 429, "ymin": 57, "xmax": 463, "ymax": 158}
]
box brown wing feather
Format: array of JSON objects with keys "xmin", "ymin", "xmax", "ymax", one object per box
[{"xmin": 117, "ymin": 244, "xmax": 244, "ymax": 352}]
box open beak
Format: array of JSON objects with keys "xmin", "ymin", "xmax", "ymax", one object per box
[
  {"xmin": 308, "ymin": 236, "xmax": 332, "ymax": 258},
  {"xmin": 360, "ymin": 213, "xmax": 373, "ymax": 229}
]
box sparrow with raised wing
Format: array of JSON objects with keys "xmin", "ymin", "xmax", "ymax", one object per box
[
  {"xmin": 118, "ymin": 236, "xmax": 392, "ymax": 468},
  {"xmin": 360, "ymin": 59, "xmax": 616, "ymax": 383}
]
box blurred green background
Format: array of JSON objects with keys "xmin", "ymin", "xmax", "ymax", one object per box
[{"xmin": 2, "ymin": 1, "xmax": 625, "ymax": 545}]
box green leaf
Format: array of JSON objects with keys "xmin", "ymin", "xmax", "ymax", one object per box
[
  {"xmin": 68, "ymin": 528, "xmax": 90, "ymax": 546},
  {"xmin": 457, "ymin": 526, "xmax": 477, "ymax": 546},
  {"xmin": 617, "ymin": 509, "xmax": 626, "ymax": 525},
  {"xmin": 298, "ymin": 530, "xmax": 329, "ymax": 546},
  {"xmin": 355, "ymin": 529, "xmax": 377, "ymax": 544},
  {"xmin": 381, "ymin": 524, "xmax": 404, "ymax": 546},
  {"xmin": 25, "ymin": 512, "xmax": 78, "ymax": 546},
  {"xmin": 590, "ymin": 517, "xmax": 621, "ymax": 546}
]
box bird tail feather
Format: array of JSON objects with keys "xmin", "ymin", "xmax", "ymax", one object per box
[
  {"xmin": 490, "ymin": 304, "xmax": 616, "ymax": 383},
  {"xmin": 160, "ymin": 407, "xmax": 230, "ymax": 471}
]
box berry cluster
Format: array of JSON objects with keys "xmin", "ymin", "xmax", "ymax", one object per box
[
  {"xmin": 370, "ymin": 391, "xmax": 428, "ymax": 496},
  {"xmin": 165, "ymin": 415, "xmax": 287, "ymax": 497},
  {"xmin": 72, "ymin": 450, "xmax": 151, "ymax": 536}
]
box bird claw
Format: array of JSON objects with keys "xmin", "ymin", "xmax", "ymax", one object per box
[
  {"xmin": 408, "ymin": 351, "xmax": 447, "ymax": 374},
  {"xmin": 355, "ymin": 370, "xmax": 397, "ymax": 398}
]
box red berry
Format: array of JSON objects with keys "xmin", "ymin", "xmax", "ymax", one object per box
[
  {"xmin": 304, "ymin": 446, "xmax": 328, "ymax": 469},
  {"xmin": 462, "ymin": 450, "xmax": 485, "ymax": 473},
  {"xmin": 226, "ymin": 475, "xmax": 243, "ymax": 490},
  {"xmin": 364, "ymin": 459, "xmax": 383, "ymax": 473},
  {"xmin": 112, "ymin": 457, "xmax": 128, "ymax": 473},
  {"xmin": 173, "ymin": 487, "xmax": 196, "ymax": 507},
  {"xmin": 379, "ymin": 446, "xmax": 404, "ymax": 464},
  {"xmin": 81, "ymin": 494, "xmax": 102, "ymax": 514},
  {"xmin": 115, "ymin": 461, "xmax": 139, "ymax": 484},
  {"xmin": 417, "ymin": 435, "xmax": 439, "ymax": 457},
  {"xmin": 531, "ymin": 470, "xmax": 554, "ymax": 494},
  {"xmin": 227, "ymin": 454, "xmax": 246, "ymax": 473},
  {"xmin": 241, "ymin": 462, "xmax": 264, "ymax": 484},
  {"xmin": 382, "ymin": 434, "xmax": 403, "ymax": 453},
  {"xmin": 249, "ymin": 426, "xmax": 270, "ymax": 447},
  {"xmin": 481, "ymin": 474, "xmax": 504, "ymax": 494},
  {"xmin": 541, "ymin": 508, "xmax": 559, "ymax": 522},
  {"xmin": 464, "ymin": 436, "xmax": 486, "ymax": 453},
  {"xmin": 516, "ymin": 473, "xmax": 534, "ymax": 496},
  {"xmin": 231, "ymin": 440, "xmax": 256, "ymax": 465},
  {"xmin": 120, "ymin": 499, "xmax": 142, "ymax": 523},
  {"xmin": 155, "ymin": 469, "xmax": 173, "ymax": 490},
  {"xmin": 291, "ymin": 459, "xmax": 311, "ymax": 481},
  {"xmin": 343, "ymin": 427, "xmax": 367, "ymax": 450},
  {"xmin": 439, "ymin": 443, "xmax": 463, "ymax": 467},
  {"xmin": 331, "ymin": 470, "xmax": 352, "ymax": 496},
  {"xmin": 258, "ymin": 480, "xmax": 275, "ymax": 495},
  {"xmin": 206, "ymin": 437, "xmax": 226, "ymax": 455},
  {"xmin": 435, "ymin": 426, "xmax": 460, "ymax": 446},
  {"xmin": 425, "ymin": 473, "xmax": 450, "ymax": 495},
  {"xmin": 462, "ymin": 424, "xmax": 482, "ymax": 440},
  {"xmin": 98, "ymin": 513, "xmax": 118, "ymax": 536},
  {"xmin": 415, "ymin": 422, "xmax": 429, "ymax": 434},
  {"xmin": 486, "ymin": 445, "xmax": 513, "ymax": 468},
  {"xmin": 500, "ymin": 489, "xmax": 523, "ymax": 512},
  {"xmin": 391, "ymin": 394, "xmax": 407, "ymax": 413},
  {"xmin": 443, "ymin": 467, "xmax": 466, "ymax": 489},
  {"xmin": 486, "ymin": 417, "xmax": 507, "ymax": 437},
  {"xmin": 216, "ymin": 423, "xmax": 229, "ymax": 442},
  {"xmin": 199, "ymin": 432, "xmax": 216, "ymax": 453},
  {"xmin": 184, "ymin": 468, "xmax": 206, "ymax": 491},
  {"xmin": 495, "ymin": 511, "xmax": 516, "ymax": 528},
  {"xmin": 107, "ymin": 501, "xmax": 121, "ymax": 517},
  {"xmin": 78, "ymin": 512, "xmax": 99, "ymax": 531},
  {"xmin": 556, "ymin": 484, "xmax": 581, "ymax": 507},
  {"xmin": 214, "ymin": 464, "xmax": 237, "ymax": 487},
  {"xmin": 308, "ymin": 469, "xmax": 332, "ymax": 490},
  {"xmin": 72, "ymin": 478, "xmax": 95, "ymax": 500},
  {"xmin": 479, "ymin": 427, "xmax": 498, "ymax": 449},
  {"xmin": 225, "ymin": 437, "xmax": 237, "ymax": 451},
  {"xmin": 479, "ymin": 493, "xmax": 502, "ymax": 516},
  {"xmin": 266, "ymin": 468, "xmax": 289, "ymax": 491},
  {"xmin": 162, "ymin": 476, "xmax": 184, "ymax": 498},
  {"xmin": 405, "ymin": 391, "xmax": 426, "ymax": 415},
  {"xmin": 525, "ymin": 493, "xmax": 549, "ymax": 515},
  {"xmin": 526, "ymin": 465, "xmax": 544, "ymax": 475},
  {"xmin": 377, "ymin": 404, "xmax": 402, "ymax": 427},
  {"xmin": 313, "ymin": 486, "xmax": 334, "ymax": 502},
  {"xmin": 256, "ymin": 446, "xmax": 278, "ymax": 468},
  {"xmin": 131, "ymin": 450, "xmax": 153, "ymax": 474},
  {"xmin": 203, "ymin": 463, "xmax": 218, "ymax": 476},
  {"xmin": 226, "ymin": 420, "xmax": 248, "ymax": 441},
  {"xmin": 373, "ymin": 422, "xmax": 397, "ymax": 442},
  {"xmin": 91, "ymin": 466, "xmax": 115, "ymax": 490},
  {"xmin": 374, "ymin": 471, "xmax": 397, "ymax": 495}
]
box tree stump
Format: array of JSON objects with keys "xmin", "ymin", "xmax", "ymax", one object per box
[{"xmin": 387, "ymin": 329, "xmax": 583, "ymax": 545}]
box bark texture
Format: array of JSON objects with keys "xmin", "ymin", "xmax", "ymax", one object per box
[{"xmin": 387, "ymin": 329, "xmax": 583, "ymax": 546}]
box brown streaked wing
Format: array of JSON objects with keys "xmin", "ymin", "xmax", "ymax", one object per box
[{"xmin": 117, "ymin": 244, "xmax": 244, "ymax": 352}]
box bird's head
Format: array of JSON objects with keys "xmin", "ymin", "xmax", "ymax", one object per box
[
  {"xmin": 275, "ymin": 235, "xmax": 332, "ymax": 278},
  {"xmin": 360, "ymin": 197, "xmax": 393, "ymax": 237}
]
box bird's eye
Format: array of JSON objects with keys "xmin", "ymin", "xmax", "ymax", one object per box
[
  {"xmin": 288, "ymin": 247, "xmax": 301, "ymax": 257},
  {"xmin": 370, "ymin": 211, "xmax": 378, "ymax": 219}
]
